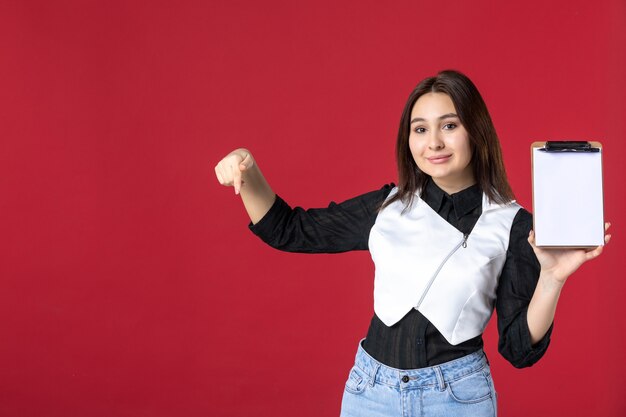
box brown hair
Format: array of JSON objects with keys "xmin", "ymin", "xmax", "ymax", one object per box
[{"xmin": 382, "ymin": 69, "xmax": 515, "ymax": 211}]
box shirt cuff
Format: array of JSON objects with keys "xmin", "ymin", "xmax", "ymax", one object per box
[
  {"xmin": 517, "ymin": 307, "xmax": 553, "ymax": 367},
  {"xmin": 248, "ymin": 194, "xmax": 288, "ymax": 240}
]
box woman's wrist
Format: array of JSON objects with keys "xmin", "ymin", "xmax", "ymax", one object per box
[{"xmin": 537, "ymin": 270, "xmax": 567, "ymax": 293}]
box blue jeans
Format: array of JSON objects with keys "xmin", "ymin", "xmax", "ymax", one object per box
[{"xmin": 340, "ymin": 340, "xmax": 497, "ymax": 417}]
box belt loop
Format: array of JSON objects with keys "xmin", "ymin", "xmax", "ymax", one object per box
[
  {"xmin": 369, "ymin": 363, "xmax": 380, "ymax": 387},
  {"xmin": 434, "ymin": 366, "xmax": 446, "ymax": 391}
]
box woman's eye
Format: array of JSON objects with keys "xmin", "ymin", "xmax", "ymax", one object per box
[
  {"xmin": 414, "ymin": 127, "xmax": 426, "ymax": 133},
  {"xmin": 442, "ymin": 123, "xmax": 457, "ymax": 130}
]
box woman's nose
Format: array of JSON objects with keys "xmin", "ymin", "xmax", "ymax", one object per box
[{"xmin": 428, "ymin": 132, "xmax": 444, "ymax": 150}]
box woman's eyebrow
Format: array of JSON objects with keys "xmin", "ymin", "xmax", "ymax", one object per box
[{"xmin": 410, "ymin": 113, "xmax": 459, "ymax": 124}]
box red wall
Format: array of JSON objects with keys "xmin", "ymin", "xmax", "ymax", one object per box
[{"xmin": 1, "ymin": 1, "xmax": 624, "ymax": 416}]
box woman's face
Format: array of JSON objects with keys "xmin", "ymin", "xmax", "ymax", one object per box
[{"xmin": 408, "ymin": 92, "xmax": 475, "ymax": 194}]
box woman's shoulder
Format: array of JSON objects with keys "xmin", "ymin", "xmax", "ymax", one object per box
[
  {"xmin": 508, "ymin": 206, "xmax": 535, "ymax": 247},
  {"xmin": 512, "ymin": 206, "xmax": 533, "ymax": 226},
  {"xmin": 344, "ymin": 183, "xmax": 396, "ymax": 203}
]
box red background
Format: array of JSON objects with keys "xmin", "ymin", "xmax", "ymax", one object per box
[{"xmin": 1, "ymin": 1, "xmax": 625, "ymax": 416}]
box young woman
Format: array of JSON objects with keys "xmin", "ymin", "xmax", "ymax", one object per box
[{"xmin": 214, "ymin": 70, "xmax": 610, "ymax": 417}]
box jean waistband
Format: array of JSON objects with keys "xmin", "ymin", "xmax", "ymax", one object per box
[{"xmin": 353, "ymin": 339, "xmax": 488, "ymax": 389}]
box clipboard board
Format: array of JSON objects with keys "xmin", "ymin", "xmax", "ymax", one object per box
[{"xmin": 531, "ymin": 141, "xmax": 605, "ymax": 248}]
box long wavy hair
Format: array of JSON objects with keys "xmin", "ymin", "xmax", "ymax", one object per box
[{"xmin": 382, "ymin": 70, "xmax": 515, "ymax": 211}]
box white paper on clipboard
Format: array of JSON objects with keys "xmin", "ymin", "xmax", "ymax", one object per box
[{"xmin": 531, "ymin": 141, "xmax": 604, "ymax": 248}]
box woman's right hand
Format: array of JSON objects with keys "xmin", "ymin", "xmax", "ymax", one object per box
[{"xmin": 214, "ymin": 148, "xmax": 255, "ymax": 195}]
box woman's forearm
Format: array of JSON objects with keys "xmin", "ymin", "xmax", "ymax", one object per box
[
  {"xmin": 239, "ymin": 161, "xmax": 276, "ymax": 224},
  {"xmin": 526, "ymin": 272, "xmax": 564, "ymax": 345},
  {"xmin": 524, "ymin": 226, "xmax": 610, "ymax": 346}
]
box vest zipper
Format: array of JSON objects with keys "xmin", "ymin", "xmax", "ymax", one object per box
[{"xmin": 415, "ymin": 234, "xmax": 466, "ymax": 308}]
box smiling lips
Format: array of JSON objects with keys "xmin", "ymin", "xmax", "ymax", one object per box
[{"xmin": 426, "ymin": 154, "xmax": 452, "ymax": 164}]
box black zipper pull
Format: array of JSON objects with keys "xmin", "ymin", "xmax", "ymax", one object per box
[{"xmin": 462, "ymin": 234, "xmax": 468, "ymax": 248}]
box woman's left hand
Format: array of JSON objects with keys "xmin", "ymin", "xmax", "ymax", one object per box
[{"xmin": 527, "ymin": 222, "xmax": 612, "ymax": 285}]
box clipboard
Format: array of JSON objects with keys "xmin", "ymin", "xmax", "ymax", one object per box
[{"xmin": 531, "ymin": 141, "xmax": 605, "ymax": 248}]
